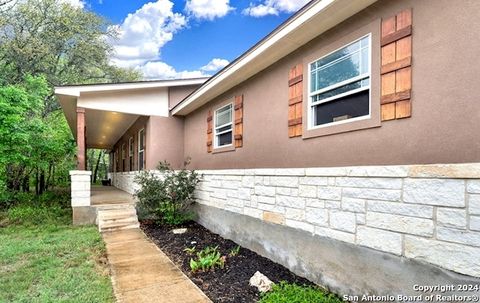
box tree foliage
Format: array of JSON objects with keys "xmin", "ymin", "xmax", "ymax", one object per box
[
  {"xmin": 0, "ymin": 0, "xmax": 142, "ymax": 200},
  {"xmin": 0, "ymin": 75, "xmax": 75, "ymax": 196},
  {"xmin": 0, "ymin": 0, "xmax": 140, "ymax": 87}
]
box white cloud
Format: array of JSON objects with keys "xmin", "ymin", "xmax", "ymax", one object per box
[
  {"xmin": 243, "ymin": 0, "xmax": 309, "ymax": 17},
  {"xmin": 140, "ymin": 61, "xmax": 208, "ymax": 80},
  {"xmin": 200, "ymin": 58, "xmax": 229, "ymax": 72},
  {"xmin": 185, "ymin": 0, "xmax": 233, "ymax": 20},
  {"xmin": 110, "ymin": 0, "xmax": 186, "ymax": 68}
]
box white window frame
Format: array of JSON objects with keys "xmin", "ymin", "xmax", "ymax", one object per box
[
  {"xmin": 213, "ymin": 103, "xmax": 233, "ymax": 148},
  {"xmin": 307, "ymin": 33, "xmax": 372, "ymax": 130},
  {"xmin": 128, "ymin": 137, "xmax": 134, "ymax": 157},
  {"xmin": 138, "ymin": 129, "xmax": 145, "ymax": 170}
]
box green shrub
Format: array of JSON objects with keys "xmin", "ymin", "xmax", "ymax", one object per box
[
  {"xmin": 6, "ymin": 204, "xmax": 70, "ymax": 226},
  {"xmin": 189, "ymin": 246, "xmax": 226, "ymax": 273},
  {"xmin": 259, "ymin": 282, "xmax": 343, "ymax": 303},
  {"xmin": 134, "ymin": 160, "xmax": 201, "ymax": 225}
]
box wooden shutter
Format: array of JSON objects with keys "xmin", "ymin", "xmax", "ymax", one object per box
[
  {"xmin": 207, "ymin": 110, "xmax": 213, "ymax": 153},
  {"xmin": 234, "ymin": 95, "xmax": 244, "ymax": 148},
  {"xmin": 381, "ymin": 8, "xmax": 413, "ymax": 121},
  {"xmin": 288, "ymin": 64, "xmax": 303, "ymax": 137}
]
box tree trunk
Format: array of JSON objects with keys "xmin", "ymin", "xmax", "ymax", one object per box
[
  {"xmin": 35, "ymin": 168, "xmax": 39, "ymax": 195},
  {"xmin": 93, "ymin": 150, "xmax": 103, "ymax": 184},
  {"xmin": 39, "ymin": 170, "xmax": 45, "ymax": 195},
  {"xmin": 22, "ymin": 175, "xmax": 29, "ymax": 192}
]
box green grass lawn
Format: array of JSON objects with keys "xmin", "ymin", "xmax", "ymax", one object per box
[{"xmin": 0, "ymin": 204, "xmax": 115, "ymax": 303}]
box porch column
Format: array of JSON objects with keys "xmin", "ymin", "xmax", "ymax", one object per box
[
  {"xmin": 69, "ymin": 170, "xmax": 94, "ymax": 225},
  {"xmin": 76, "ymin": 107, "xmax": 86, "ymax": 170}
]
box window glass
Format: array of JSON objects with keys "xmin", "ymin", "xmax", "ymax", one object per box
[
  {"xmin": 214, "ymin": 104, "xmax": 233, "ymax": 147},
  {"xmin": 310, "ymin": 35, "xmax": 370, "ymax": 127}
]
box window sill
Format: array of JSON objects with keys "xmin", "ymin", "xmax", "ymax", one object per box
[
  {"xmin": 212, "ymin": 144, "xmax": 236, "ymax": 154},
  {"xmin": 303, "ymin": 115, "xmax": 380, "ymax": 139}
]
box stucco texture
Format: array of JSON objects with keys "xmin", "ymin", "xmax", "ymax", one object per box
[{"xmin": 182, "ymin": 0, "xmax": 480, "ymax": 170}]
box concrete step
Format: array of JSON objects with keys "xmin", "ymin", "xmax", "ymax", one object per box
[
  {"xmin": 100, "ymin": 222, "xmax": 140, "ymax": 233},
  {"xmin": 98, "ymin": 209, "xmax": 137, "ymax": 220},
  {"xmin": 99, "ymin": 217, "xmax": 138, "ymax": 227},
  {"xmin": 96, "ymin": 205, "xmax": 139, "ymax": 233}
]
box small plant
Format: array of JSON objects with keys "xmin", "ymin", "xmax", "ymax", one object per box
[
  {"xmin": 229, "ymin": 245, "xmax": 241, "ymax": 257},
  {"xmin": 183, "ymin": 246, "xmax": 196, "ymax": 255},
  {"xmin": 259, "ymin": 282, "xmax": 343, "ymax": 303},
  {"xmin": 134, "ymin": 159, "xmax": 201, "ymax": 225},
  {"xmin": 189, "ymin": 246, "xmax": 226, "ymax": 273}
]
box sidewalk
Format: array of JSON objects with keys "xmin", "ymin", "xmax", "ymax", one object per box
[{"xmin": 103, "ymin": 229, "xmax": 211, "ymax": 303}]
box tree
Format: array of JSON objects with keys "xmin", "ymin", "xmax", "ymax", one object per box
[
  {"xmin": 0, "ymin": 0, "xmax": 142, "ymax": 197},
  {"xmin": 0, "ymin": 0, "xmax": 140, "ymax": 112}
]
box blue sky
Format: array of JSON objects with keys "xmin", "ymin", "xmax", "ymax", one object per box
[{"xmin": 76, "ymin": 0, "xmax": 309, "ymax": 79}]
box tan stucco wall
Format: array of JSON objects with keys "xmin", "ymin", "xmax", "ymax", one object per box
[
  {"xmin": 169, "ymin": 85, "xmax": 200, "ymax": 109},
  {"xmin": 182, "ymin": 0, "xmax": 480, "ymax": 170}
]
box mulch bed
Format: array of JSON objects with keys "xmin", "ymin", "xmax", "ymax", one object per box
[{"xmin": 141, "ymin": 221, "xmax": 315, "ymax": 303}]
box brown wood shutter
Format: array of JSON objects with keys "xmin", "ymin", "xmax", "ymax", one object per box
[
  {"xmin": 206, "ymin": 110, "xmax": 213, "ymax": 153},
  {"xmin": 381, "ymin": 8, "xmax": 413, "ymax": 121},
  {"xmin": 288, "ymin": 64, "xmax": 303, "ymax": 137},
  {"xmin": 234, "ymin": 95, "xmax": 244, "ymax": 148}
]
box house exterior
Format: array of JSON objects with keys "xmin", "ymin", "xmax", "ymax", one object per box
[{"xmin": 56, "ymin": 0, "xmax": 480, "ymax": 298}]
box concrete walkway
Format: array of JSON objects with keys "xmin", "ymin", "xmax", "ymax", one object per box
[{"xmin": 103, "ymin": 229, "xmax": 211, "ymax": 303}]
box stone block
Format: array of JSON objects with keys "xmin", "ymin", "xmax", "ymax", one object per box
[
  {"xmin": 336, "ymin": 177, "xmax": 402, "ymax": 189},
  {"xmin": 329, "ymin": 211, "xmax": 356, "ymax": 233},
  {"xmin": 244, "ymin": 207, "xmax": 263, "ymax": 219},
  {"xmin": 258, "ymin": 203, "xmax": 285, "ymax": 214},
  {"xmin": 367, "ymin": 200, "xmax": 433, "ymax": 219},
  {"xmin": 469, "ymin": 195, "xmax": 480, "ymax": 215},
  {"xmin": 263, "ymin": 212, "xmax": 285, "ymax": 225},
  {"xmin": 404, "ymin": 236, "xmax": 480, "ymax": 277},
  {"xmin": 225, "ymin": 205, "xmax": 243, "ymax": 214},
  {"xmin": 274, "ymin": 168, "xmax": 305, "ymax": 176},
  {"xmin": 317, "ymin": 186, "xmax": 341, "ymax": 200},
  {"xmin": 366, "ymin": 212, "xmax": 434, "ymax": 237},
  {"xmin": 237, "ymin": 187, "xmax": 252, "ymax": 200},
  {"xmin": 254, "ymin": 185, "xmax": 275, "ymax": 197},
  {"xmin": 343, "ymin": 187, "xmax": 401, "ymax": 201},
  {"xmin": 71, "ymin": 196, "xmax": 90, "ymax": 207},
  {"xmin": 305, "ymin": 167, "xmax": 347, "ymax": 176},
  {"xmin": 341, "ymin": 197, "xmax": 366, "ymax": 213},
  {"xmin": 285, "ymin": 208, "xmax": 304, "ymax": 220},
  {"xmin": 347, "ymin": 165, "xmax": 408, "ymax": 177},
  {"xmin": 437, "ymin": 208, "xmax": 467, "ymax": 229},
  {"xmin": 314, "ymin": 226, "xmax": 355, "ymax": 243},
  {"xmin": 298, "ymin": 185, "xmax": 317, "ymax": 198},
  {"xmin": 470, "ymin": 216, "xmax": 480, "ymax": 231},
  {"xmin": 299, "ymin": 177, "xmax": 328, "ymax": 186},
  {"xmin": 285, "ymin": 219, "xmax": 314, "ymax": 233},
  {"xmin": 357, "ymin": 226, "xmax": 402, "ymax": 255},
  {"xmin": 242, "ymin": 176, "xmax": 255, "ymax": 188},
  {"xmin": 305, "ymin": 208, "xmax": 328, "ymax": 226},
  {"xmin": 325, "ymin": 200, "xmax": 341, "ymax": 209},
  {"xmin": 403, "ymin": 179, "xmax": 465, "ymax": 207},
  {"xmin": 276, "ymin": 195, "xmax": 305, "ymax": 209},
  {"xmin": 436, "ymin": 227, "xmax": 480, "ymax": 247},
  {"xmin": 269, "ymin": 176, "xmax": 299, "ymax": 188},
  {"xmin": 257, "ymin": 195, "xmax": 275, "ymax": 205},
  {"xmin": 356, "ymin": 213, "xmax": 366, "ymax": 225},
  {"xmin": 467, "ymin": 180, "xmax": 480, "ymax": 193},
  {"xmin": 306, "ymin": 198, "xmax": 325, "ymax": 208}
]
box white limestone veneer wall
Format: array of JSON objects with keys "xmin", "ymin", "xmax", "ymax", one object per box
[{"xmin": 112, "ymin": 163, "xmax": 480, "ymax": 277}]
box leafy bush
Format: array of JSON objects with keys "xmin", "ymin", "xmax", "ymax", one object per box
[
  {"xmin": 189, "ymin": 246, "xmax": 226, "ymax": 273},
  {"xmin": 259, "ymin": 282, "xmax": 343, "ymax": 303},
  {"xmin": 0, "ymin": 189, "xmax": 71, "ymax": 226},
  {"xmin": 134, "ymin": 160, "xmax": 201, "ymax": 225},
  {"xmin": 6, "ymin": 204, "xmax": 70, "ymax": 226}
]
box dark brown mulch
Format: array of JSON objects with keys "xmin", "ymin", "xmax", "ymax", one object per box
[{"xmin": 141, "ymin": 221, "xmax": 315, "ymax": 303}]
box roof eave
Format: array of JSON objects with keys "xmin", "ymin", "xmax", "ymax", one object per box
[{"xmin": 171, "ymin": 0, "xmax": 378, "ymax": 116}]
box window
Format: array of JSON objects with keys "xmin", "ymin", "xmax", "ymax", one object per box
[
  {"xmin": 309, "ymin": 35, "xmax": 371, "ymax": 128},
  {"xmin": 121, "ymin": 143, "xmax": 126, "ymax": 172},
  {"xmin": 214, "ymin": 103, "xmax": 233, "ymax": 148},
  {"xmin": 128, "ymin": 137, "xmax": 134, "ymax": 171},
  {"xmin": 138, "ymin": 129, "xmax": 145, "ymax": 170}
]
